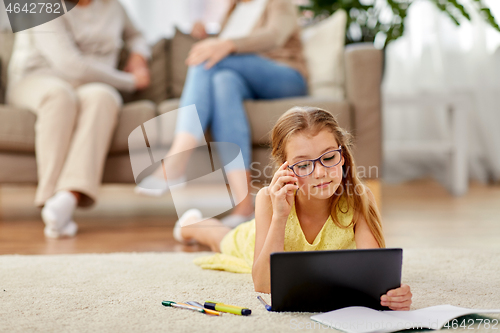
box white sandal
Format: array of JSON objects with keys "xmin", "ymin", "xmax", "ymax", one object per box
[{"xmin": 173, "ymin": 209, "xmax": 202, "ymax": 245}]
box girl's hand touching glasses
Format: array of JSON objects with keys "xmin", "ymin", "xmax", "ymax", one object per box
[{"xmin": 268, "ymin": 161, "xmax": 298, "ymax": 220}]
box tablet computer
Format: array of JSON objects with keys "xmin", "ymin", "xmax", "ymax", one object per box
[{"xmin": 270, "ymin": 248, "xmax": 402, "ymax": 312}]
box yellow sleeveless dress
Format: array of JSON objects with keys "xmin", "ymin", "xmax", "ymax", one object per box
[{"xmin": 193, "ymin": 197, "xmax": 357, "ymax": 273}]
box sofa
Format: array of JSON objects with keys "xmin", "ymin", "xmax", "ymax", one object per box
[{"xmin": 0, "ymin": 24, "xmax": 383, "ymax": 207}]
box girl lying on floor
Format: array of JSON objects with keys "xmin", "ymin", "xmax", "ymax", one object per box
[{"xmin": 174, "ymin": 106, "xmax": 412, "ymax": 310}]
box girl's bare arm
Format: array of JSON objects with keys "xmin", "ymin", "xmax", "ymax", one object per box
[
  {"xmin": 252, "ymin": 188, "xmax": 286, "ymax": 293},
  {"xmin": 354, "ymin": 189, "xmax": 413, "ymax": 310},
  {"xmin": 354, "ymin": 213, "xmax": 379, "ymax": 249},
  {"xmin": 252, "ymin": 163, "xmax": 298, "ymax": 293},
  {"xmin": 354, "ymin": 189, "xmax": 380, "ymax": 249}
]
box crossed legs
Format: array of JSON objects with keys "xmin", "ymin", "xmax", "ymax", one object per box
[{"xmin": 140, "ymin": 55, "xmax": 307, "ymax": 225}]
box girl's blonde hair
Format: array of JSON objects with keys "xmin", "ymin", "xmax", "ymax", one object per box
[{"xmin": 270, "ymin": 106, "xmax": 385, "ymax": 248}]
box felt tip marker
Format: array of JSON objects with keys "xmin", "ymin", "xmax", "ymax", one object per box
[
  {"xmin": 204, "ymin": 301, "xmax": 251, "ymax": 316},
  {"xmin": 186, "ymin": 301, "xmax": 222, "ymax": 316},
  {"xmin": 162, "ymin": 301, "xmax": 205, "ymax": 314},
  {"xmin": 257, "ymin": 296, "xmax": 272, "ymax": 311}
]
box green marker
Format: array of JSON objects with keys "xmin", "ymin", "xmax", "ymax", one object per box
[
  {"xmin": 204, "ymin": 301, "xmax": 251, "ymax": 316},
  {"xmin": 162, "ymin": 301, "xmax": 205, "ymax": 314}
]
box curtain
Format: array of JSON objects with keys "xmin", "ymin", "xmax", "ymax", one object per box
[
  {"xmin": 383, "ymin": 0, "xmax": 500, "ymax": 185},
  {"xmin": 0, "ymin": 0, "xmax": 10, "ymax": 31}
]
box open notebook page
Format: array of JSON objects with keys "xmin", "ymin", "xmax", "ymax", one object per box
[{"xmin": 310, "ymin": 305, "xmax": 500, "ymax": 333}]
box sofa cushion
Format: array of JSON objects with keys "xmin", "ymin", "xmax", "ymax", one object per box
[
  {"xmin": 102, "ymin": 154, "xmax": 136, "ymax": 183},
  {"xmin": 109, "ymin": 100, "xmax": 156, "ymax": 154},
  {"xmin": 0, "ymin": 31, "xmax": 15, "ymax": 104},
  {"xmin": 0, "ymin": 101, "xmax": 155, "ymax": 154},
  {"xmin": 157, "ymin": 97, "xmax": 351, "ymax": 146},
  {"xmin": 251, "ymin": 146, "xmax": 273, "ymax": 182},
  {"xmin": 301, "ymin": 10, "xmax": 347, "ymax": 99},
  {"xmin": 0, "ymin": 104, "xmax": 36, "ymax": 153},
  {"xmin": 0, "ymin": 152, "xmax": 38, "ymax": 183},
  {"xmin": 119, "ymin": 39, "xmax": 171, "ymax": 104},
  {"xmin": 244, "ymin": 97, "xmax": 351, "ymax": 145},
  {"xmin": 155, "ymin": 98, "xmax": 181, "ymax": 144},
  {"xmin": 170, "ymin": 29, "xmax": 197, "ymax": 98}
]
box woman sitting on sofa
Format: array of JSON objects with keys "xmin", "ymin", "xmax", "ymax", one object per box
[
  {"xmin": 7, "ymin": 0, "xmax": 151, "ymax": 238},
  {"xmin": 136, "ymin": 0, "xmax": 308, "ymax": 228}
]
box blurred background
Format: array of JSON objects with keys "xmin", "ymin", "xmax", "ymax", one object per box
[
  {"xmin": 2, "ymin": 0, "xmax": 500, "ymax": 195},
  {"xmin": 1, "ymin": 0, "xmax": 499, "ymax": 253},
  {"xmin": 119, "ymin": 0, "xmax": 500, "ymax": 190}
]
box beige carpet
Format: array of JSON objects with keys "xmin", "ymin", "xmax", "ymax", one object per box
[{"xmin": 1, "ymin": 248, "xmax": 499, "ymax": 332}]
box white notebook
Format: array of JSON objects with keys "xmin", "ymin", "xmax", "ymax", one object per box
[{"xmin": 310, "ymin": 305, "xmax": 500, "ymax": 333}]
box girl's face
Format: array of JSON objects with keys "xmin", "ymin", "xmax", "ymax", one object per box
[{"xmin": 285, "ymin": 129, "xmax": 344, "ymax": 200}]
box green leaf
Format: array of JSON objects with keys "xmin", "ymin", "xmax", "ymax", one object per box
[{"xmin": 302, "ymin": 0, "xmax": 500, "ymax": 46}]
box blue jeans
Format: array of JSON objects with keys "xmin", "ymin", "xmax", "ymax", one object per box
[{"xmin": 176, "ymin": 54, "xmax": 308, "ymax": 170}]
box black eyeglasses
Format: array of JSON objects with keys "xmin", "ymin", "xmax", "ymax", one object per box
[{"xmin": 288, "ymin": 146, "xmax": 342, "ymax": 177}]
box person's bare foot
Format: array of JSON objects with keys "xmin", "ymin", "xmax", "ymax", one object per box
[
  {"xmin": 173, "ymin": 209, "xmax": 202, "ymax": 244},
  {"xmin": 178, "ymin": 215, "xmax": 201, "ymax": 240}
]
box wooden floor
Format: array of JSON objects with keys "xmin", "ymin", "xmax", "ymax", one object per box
[{"xmin": 0, "ymin": 179, "xmax": 499, "ymax": 255}]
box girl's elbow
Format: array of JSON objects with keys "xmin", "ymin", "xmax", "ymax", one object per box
[
  {"xmin": 253, "ymin": 282, "xmax": 270, "ymax": 294},
  {"xmin": 254, "ymin": 286, "xmax": 270, "ymax": 294},
  {"xmin": 252, "ymin": 271, "xmax": 271, "ymax": 293}
]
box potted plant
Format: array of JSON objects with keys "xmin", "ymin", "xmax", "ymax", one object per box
[{"xmin": 300, "ymin": 0, "xmax": 500, "ymax": 47}]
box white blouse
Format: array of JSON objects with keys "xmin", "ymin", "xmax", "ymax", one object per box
[{"xmin": 219, "ymin": 0, "xmax": 269, "ymax": 40}]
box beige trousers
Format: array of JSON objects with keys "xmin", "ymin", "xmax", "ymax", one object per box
[{"xmin": 7, "ymin": 74, "xmax": 122, "ymax": 207}]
